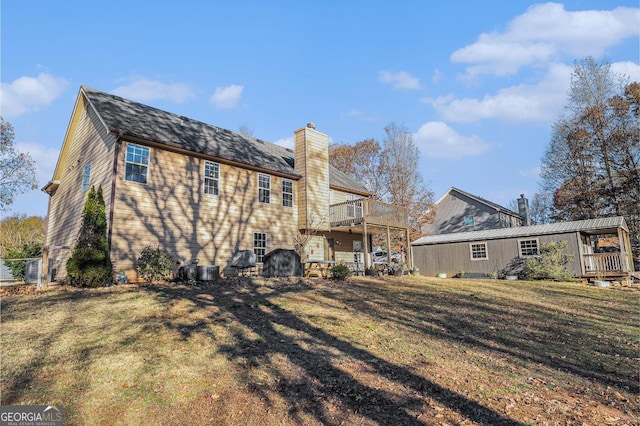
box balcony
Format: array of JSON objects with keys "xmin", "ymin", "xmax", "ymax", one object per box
[{"xmin": 329, "ymin": 198, "xmax": 409, "ymax": 230}]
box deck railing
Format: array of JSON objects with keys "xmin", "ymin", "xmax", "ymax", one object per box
[
  {"xmin": 329, "ymin": 198, "xmax": 409, "ymax": 229},
  {"xmin": 583, "ymin": 253, "xmax": 626, "ymax": 275}
]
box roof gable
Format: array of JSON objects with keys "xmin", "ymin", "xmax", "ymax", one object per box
[{"xmin": 444, "ymin": 187, "xmax": 520, "ymax": 217}]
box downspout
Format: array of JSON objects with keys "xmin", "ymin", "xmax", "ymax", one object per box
[{"xmin": 108, "ymin": 130, "xmax": 124, "ymax": 254}]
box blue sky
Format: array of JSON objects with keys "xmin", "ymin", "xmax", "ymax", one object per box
[{"xmin": 2, "ymin": 1, "xmax": 639, "ymax": 219}]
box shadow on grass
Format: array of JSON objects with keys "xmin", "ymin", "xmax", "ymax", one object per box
[
  {"xmin": 142, "ymin": 279, "xmax": 525, "ymax": 425},
  {"xmin": 327, "ymin": 278, "xmax": 639, "ymax": 394}
]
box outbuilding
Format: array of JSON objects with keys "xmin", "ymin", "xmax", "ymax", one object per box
[{"xmin": 412, "ymin": 216, "xmax": 635, "ymax": 280}]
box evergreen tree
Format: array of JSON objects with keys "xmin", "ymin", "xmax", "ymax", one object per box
[{"xmin": 66, "ymin": 186, "xmax": 112, "ymax": 287}]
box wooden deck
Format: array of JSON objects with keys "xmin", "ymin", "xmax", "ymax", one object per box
[{"xmin": 329, "ymin": 199, "xmax": 408, "ymax": 229}]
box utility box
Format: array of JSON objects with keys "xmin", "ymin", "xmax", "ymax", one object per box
[{"xmin": 196, "ymin": 265, "xmax": 219, "ymax": 281}]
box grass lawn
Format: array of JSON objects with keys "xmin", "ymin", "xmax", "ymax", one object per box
[{"xmin": 1, "ymin": 276, "xmax": 638, "ymax": 425}]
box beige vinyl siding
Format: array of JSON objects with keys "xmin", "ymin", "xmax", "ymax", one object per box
[
  {"xmin": 294, "ymin": 126, "xmax": 330, "ymax": 231},
  {"xmin": 45, "ymin": 100, "xmax": 116, "ymax": 281},
  {"xmin": 110, "ymin": 145, "xmax": 298, "ymax": 279}
]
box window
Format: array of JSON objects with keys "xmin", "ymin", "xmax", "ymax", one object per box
[
  {"xmin": 125, "ymin": 144, "xmax": 149, "ymax": 184},
  {"xmin": 464, "ymin": 215, "xmax": 475, "ymax": 226},
  {"xmin": 253, "ymin": 232, "xmax": 267, "ymax": 263},
  {"xmin": 470, "ymin": 242, "xmax": 488, "ymax": 260},
  {"xmin": 258, "ymin": 173, "xmax": 270, "ymax": 204},
  {"xmin": 82, "ymin": 163, "xmax": 91, "ymax": 191},
  {"xmin": 282, "ymin": 179, "xmax": 293, "ymax": 207},
  {"xmin": 519, "ymin": 239, "xmax": 539, "ymax": 257},
  {"xmin": 203, "ymin": 161, "xmax": 219, "ymax": 195}
]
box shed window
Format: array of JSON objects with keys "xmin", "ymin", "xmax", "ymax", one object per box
[
  {"xmin": 254, "ymin": 232, "xmax": 267, "ymax": 263},
  {"xmin": 82, "ymin": 163, "xmax": 91, "ymax": 191},
  {"xmin": 125, "ymin": 144, "xmax": 149, "ymax": 184},
  {"xmin": 258, "ymin": 174, "xmax": 271, "ymax": 204},
  {"xmin": 282, "ymin": 179, "xmax": 293, "ymax": 207},
  {"xmin": 470, "ymin": 242, "xmax": 488, "ymax": 260},
  {"xmin": 518, "ymin": 239, "xmax": 539, "ymax": 257},
  {"xmin": 203, "ymin": 161, "xmax": 219, "ymax": 195},
  {"xmin": 464, "ymin": 215, "xmax": 475, "ymax": 226}
]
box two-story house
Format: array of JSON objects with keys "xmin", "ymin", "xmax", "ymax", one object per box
[{"xmin": 42, "ymin": 86, "xmax": 409, "ymax": 282}]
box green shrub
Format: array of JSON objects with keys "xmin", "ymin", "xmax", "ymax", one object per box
[
  {"xmin": 522, "ymin": 241, "xmax": 574, "ymax": 281},
  {"xmin": 66, "ymin": 186, "xmax": 112, "ymax": 287},
  {"xmin": 4, "ymin": 242, "xmax": 42, "ymax": 280},
  {"xmin": 330, "ymin": 264, "xmax": 352, "ymax": 281},
  {"xmin": 136, "ymin": 246, "xmax": 174, "ymax": 282}
]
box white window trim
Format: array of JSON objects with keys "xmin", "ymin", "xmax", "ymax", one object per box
[
  {"xmin": 258, "ymin": 173, "xmax": 271, "ymax": 204},
  {"xmin": 282, "ymin": 179, "xmax": 293, "ymax": 208},
  {"xmin": 82, "ymin": 162, "xmax": 91, "ymax": 191},
  {"xmin": 518, "ymin": 238, "xmax": 540, "ymax": 257},
  {"xmin": 470, "ymin": 242, "xmax": 488, "ymax": 260},
  {"xmin": 124, "ymin": 143, "xmax": 150, "ymax": 185},
  {"xmin": 253, "ymin": 232, "xmax": 267, "ymax": 263},
  {"xmin": 203, "ymin": 160, "xmax": 220, "ymax": 196}
]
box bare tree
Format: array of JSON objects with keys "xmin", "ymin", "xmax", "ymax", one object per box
[
  {"xmin": 0, "ymin": 117, "xmax": 38, "ymax": 209},
  {"xmin": 382, "ymin": 122, "xmax": 434, "ymax": 239},
  {"xmin": 540, "ymin": 57, "xmax": 639, "ymax": 257},
  {"xmin": 237, "ymin": 123, "xmax": 255, "ymax": 138}
]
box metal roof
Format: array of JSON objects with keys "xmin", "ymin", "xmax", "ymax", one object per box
[
  {"xmin": 412, "ymin": 216, "xmax": 628, "ymax": 246},
  {"xmin": 81, "ymin": 86, "xmax": 368, "ymax": 194}
]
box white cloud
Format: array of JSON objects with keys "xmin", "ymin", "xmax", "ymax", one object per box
[
  {"xmin": 452, "ymin": 3, "xmax": 640, "ymax": 78},
  {"xmin": 611, "ymin": 61, "xmax": 640, "ymax": 81},
  {"xmin": 274, "ymin": 136, "xmax": 294, "ymax": 149},
  {"xmin": 0, "ymin": 73, "xmax": 69, "ymax": 118},
  {"xmin": 111, "ymin": 77, "xmax": 196, "ymax": 103},
  {"xmin": 423, "ymin": 62, "xmax": 571, "ymax": 123},
  {"xmin": 16, "ymin": 141, "xmax": 60, "ymax": 184},
  {"xmin": 413, "ymin": 122, "xmax": 493, "ymax": 159},
  {"xmin": 210, "ymin": 84, "xmax": 244, "ymax": 109},
  {"xmin": 379, "ymin": 70, "xmax": 422, "ymax": 90}
]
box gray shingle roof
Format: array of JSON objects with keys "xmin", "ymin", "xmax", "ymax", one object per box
[
  {"xmin": 83, "ymin": 86, "xmax": 300, "ymax": 178},
  {"xmin": 412, "ymin": 216, "xmax": 628, "ymax": 246}
]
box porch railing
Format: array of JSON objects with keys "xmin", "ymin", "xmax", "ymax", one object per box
[
  {"xmin": 583, "ymin": 253, "xmax": 627, "ymax": 275},
  {"xmin": 329, "ymin": 199, "xmax": 409, "ymax": 229}
]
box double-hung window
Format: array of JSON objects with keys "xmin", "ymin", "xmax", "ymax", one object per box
[
  {"xmin": 125, "ymin": 143, "xmax": 149, "ymax": 184},
  {"xmin": 282, "ymin": 179, "xmax": 293, "ymax": 207},
  {"xmin": 82, "ymin": 163, "xmax": 91, "ymax": 191},
  {"xmin": 253, "ymin": 232, "xmax": 267, "ymax": 263},
  {"xmin": 203, "ymin": 161, "xmax": 219, "ymax": 195},
  {"xmin": 518, "ymin": 239, "xmax": 539, "ymax": 257},
  {"xmin": 470, "ymin": 242, "xmax": 488, "ymax": 260},
  {"xmin": 258, "ymin": 173, "xmax": 270, "ymax": 204}
]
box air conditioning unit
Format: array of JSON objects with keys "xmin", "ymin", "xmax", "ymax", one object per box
[{"xmin": 196, "ymin": 265, "xmax": 219, "ymax": 281}]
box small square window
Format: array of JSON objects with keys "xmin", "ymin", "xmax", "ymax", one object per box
[
  {"xmin": 519, "ymin": 239, "xmax": 539, "ymax": 257},
  {"xmin": 464, "ymin": 215, "xmax": 475, "ymax": 226},
  {"xmin": 470, "ymin": 242, "xmax": 488, "ymax": 260}
]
